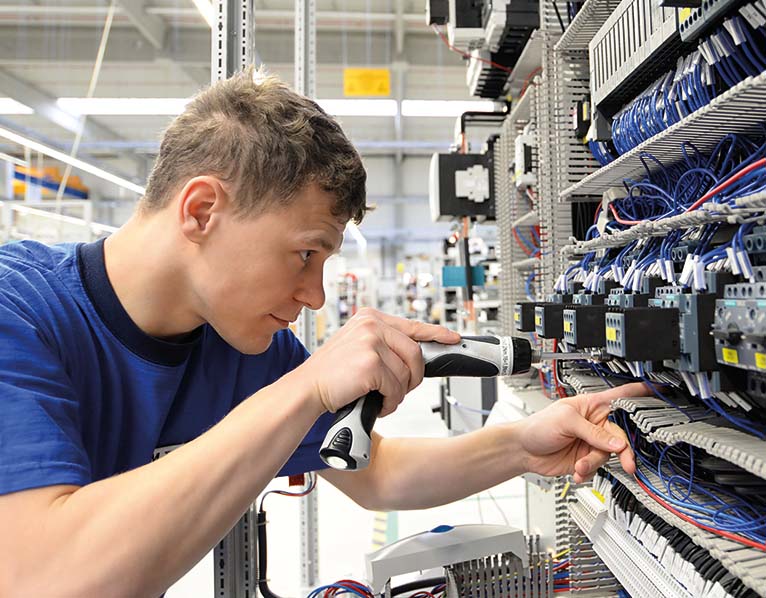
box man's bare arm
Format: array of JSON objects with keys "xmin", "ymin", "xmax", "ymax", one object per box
[
  {"xmin": 322, "ymin": 384, "xmax": 645, "ymax": 512},
  {"xmin": 0, "ymin": 374, "xmax": 324, "ymax": 598}
]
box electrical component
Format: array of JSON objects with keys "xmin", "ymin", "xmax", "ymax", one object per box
[
  {"xmin": 426, "ymin": 0, "xmax": 449, "ymax": 26},
  {"xmin": 513, "ymin": 301, "xmax": 537, "ymax": 331},
  {"xmin": 563, "ymin": 304, "xmax": 608, "ymax": 348},
  {"xmin": 679, "ymin": 0, "xmax": 749, "ymax": 41},
  {"xmin": 513, "ymin": 134, "xmax": 536, "ymax": 188},
  {"xmin": 429, "ymin": 152, "xmax": 495, "ymax": 222},
  {"xmin": 712, "ymin": 283, "xmax": 766, "ymax": 372},
  {"xmin": 446, "ymin": 0, "xmax": 485, "ymax": 51},
  {"xmin": 365, "ymin": 524, "xmax": 530, "ymax": 594},
  {"xmin": 572, "ymin": 98, "xmax": 590, "ymax": 138},
  {"xmin": 651, "ymin": 287, "xmax": 724, "ymax": 373},
  {"xmin": 590, "ymin": 0, "xmax": 684, "ymax": 110},
  {"xmin": 535, "ymin": 303, "xmax": 565, "ymax": 338},
  {"xmin": 605, "ymin": 307, "xmax": 681, "ymax": 361}
]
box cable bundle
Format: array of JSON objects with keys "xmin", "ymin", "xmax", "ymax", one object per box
[
  {"xmin": 594, "ymin": 469, "xmax": 761, "ymax": 597},
  {"xmin": 589, "ymin": 4, "xmax": 766, "ymax": 166},
  {"xmin": 611, "ymin": 52, "xmax": 716, "ymax": 155},
  {"xmin": 613, "ymin": 411, "xmax": 766, "ymax": 551}
]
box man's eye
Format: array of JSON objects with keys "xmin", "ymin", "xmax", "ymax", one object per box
[{"xmin": 299, "ymin": 250, "xmax": 314, "ymax": 263}]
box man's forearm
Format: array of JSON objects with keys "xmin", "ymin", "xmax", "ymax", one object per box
[
  {"xmin": 5, "ymin": 374, "xmax": 324, "ymax": 598},
  {"xmin": 361, "ymin": 423, "xmax": 528, "ymax": 511}
]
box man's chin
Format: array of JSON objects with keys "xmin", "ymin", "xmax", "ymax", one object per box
[{"xmin": 234, "ymin": 334, "xmax": 274, "ymax": 355}]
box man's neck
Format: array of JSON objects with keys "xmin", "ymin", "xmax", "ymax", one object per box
[{"xmin": 103, "ymin": 212, "xmax": 205, "ymax": 339}]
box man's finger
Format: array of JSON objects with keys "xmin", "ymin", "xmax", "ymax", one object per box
[
  {"xmin": 575, "ymin": 447, "xmax": 609, "ymax": 478},
  {"xmin": 567, "ymin": 415, "xmax": 627, "ymax": 454},
  {"xmin": 605, "ymin": 420, "xmax": 636, "ymax": 474},
  {"xmin": 588, "ymin": 382, "xmax": 651, "ymax": 410},
  {"xmin": 378, "ymin": 325, "xmax": 426, "ymax": 391},
  {"xmin": 371, "ymin": 310, "xmax": 461, "ymax": 344}
]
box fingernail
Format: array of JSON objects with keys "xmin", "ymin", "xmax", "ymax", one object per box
[{"xmin": 609, "ymin": 437, "xmax": 624, "ymax": 449}]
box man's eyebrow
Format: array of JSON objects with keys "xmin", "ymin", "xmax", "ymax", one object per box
[{"xmin": 303, "ymin": 235, "xmax": 341, "ymax": 253}]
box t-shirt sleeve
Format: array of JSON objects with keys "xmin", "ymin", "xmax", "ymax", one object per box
[
  {"xmin": 274, "ymin": 330, "xmax": 335, "ymax": 477},
  {"xmin": 0, "ymin": 300, "xmax": 91, "ymax": 496}
]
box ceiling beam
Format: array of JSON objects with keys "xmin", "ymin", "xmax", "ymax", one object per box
[
  {"xmin": 0, "ymin": 69, "xmax": 146, "ymax": 170},
  {"xmin": 116, "ymin": 0, "xmax": 167, "ymax": 50},
  {"xmin": 0, "ymin": 27, "xmax": 462, "ymax": 69},
  {"xmin": 0, "ymin": 69, "xmax": 120, "ymax": 142}
]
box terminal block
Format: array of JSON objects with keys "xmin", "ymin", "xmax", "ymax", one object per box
[
  {"xmin": 563, "ymin": 305, "xmax": 608, "ymax": 349},
  {"xmin": 606, "ymin": 288, "xmax": 650, "ymax": 308},
  {"xmin": 547, "ymin": 293, "xmax": 573, "ymax": 304},
  {"xmin": 535, "ymin": 303, "xmax": 564, "ymax": 339},
  {"xmin": 746, "ymin": 371, "xmax": 766, "ymax": 410},
  {"xmin": 513, "ymin": 302, "xmax": 537, "ymax": 332},
  {"xmin": 605, "ymin": 307, "xmax": 680, "ymax": 361},
  {"xmin": 712, "ymin": 284, "xmax": 766, "ymax": 372},
  {"xmin": 650, "ymin": 287, "xmax": 718, "ymax": 373},
  {"xmin": 743, "ymin": 226, "xmax": 766, "ymax": 255}
]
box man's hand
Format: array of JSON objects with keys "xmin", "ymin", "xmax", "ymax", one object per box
[
  {"xmin": 518, "ymin": 382, "xmax": 649, "ymax": 483},
  {"xmin": 291, "ymin": 308, "xmax": 460, "ymax": 416}
]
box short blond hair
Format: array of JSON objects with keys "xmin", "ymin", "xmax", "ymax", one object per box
[{"xmin": 142, "ymin": 68, "xmax": 367, "ymax": 223}]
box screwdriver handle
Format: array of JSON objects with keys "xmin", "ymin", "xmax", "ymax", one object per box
[
  {"xmin": 319, "ymin": 336, "xmax": 532, "ymax": 471},
  {"xmin": 318, "ymin": 391, "xmax": 383, "ymax": 470}
]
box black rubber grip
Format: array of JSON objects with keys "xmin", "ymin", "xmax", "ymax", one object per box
[
  {"xmin": 424, "ymin": 354, "xmax": 500, "ymax": 378},
  {"xmin": 460, "ymin": 335, "xmax": 501, "ymax": 344},
  {"xmin": 511, "ymin": 336, "xmax": 532, "ymax": 374},
  {"xmin": 360, "ymin": 390, "xmax": 384, "ymax": 434}
]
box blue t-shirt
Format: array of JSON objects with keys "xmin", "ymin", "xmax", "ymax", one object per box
[{"xmin": 0, "ymin": 238, "xmax": 333, "ymax": 496}]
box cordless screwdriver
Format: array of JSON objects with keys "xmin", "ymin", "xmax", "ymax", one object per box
[{"xmin": 319, "ymin": 335, "xmax": 591, "ymax": 471}]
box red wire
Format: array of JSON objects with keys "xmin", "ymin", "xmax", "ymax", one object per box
[
  {"xmin": 634, "ymin": 475, "xmax": 766, "ymax": 552},
  {"xmin": 685, "ymin": 157, "xmax": 766, "ymax": 212},
  {"xmin": 519, "ymin": 66, "xmax": 543, "ymax": 97},
  {"xmin": 512, "ymin": 227, "xmax": 537, "ymax": 256},
  {"xmin": 610, "ymin": 158, "xmax": 766, "ymax": 225},
  {"xmin": 431, "ymin": 25, "xmax": 513, "ymax": 73},
  {"xmin": 593, "ymin": 204, "xmax": 602, "ymax": 224}
]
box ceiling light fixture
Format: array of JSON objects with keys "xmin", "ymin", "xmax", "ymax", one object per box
[
  {"xmin": 0, "ymin": 98, "xmax": 34, "ymax": 115},
  {"xmin": 400, "ymin": 100, "xmax": 497, "ymax": 117},
  {"xmin": 317, "ymin": 99, "xmax": 398, "ymax": 117},
  {"xmin": 0, "ymin": 126, "xmax": 145, "ymax": 195},
  {"xmin": 57, "ymin": 97, "xmax": 189, "ymax": 116}
]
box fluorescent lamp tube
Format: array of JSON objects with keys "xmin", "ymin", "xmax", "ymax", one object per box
[
  {"xmin": 401, "ymin": 100, "xmax": 496, "ymax": 117},
  {"xmin": 0, "ymin": 98, "xmax": 34, "ymax": 115},
  {"xmin": 0, "ymin": 126, "xmax": 145, "ymax": 195}
]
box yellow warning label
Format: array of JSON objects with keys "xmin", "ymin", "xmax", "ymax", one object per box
[
  {"xmin": 535, "ymin": 315, "xmax": 542, "ymax": 326},
  {"xmin": 679, "ymin": 7, "xmax": 692, "ymax": 22},
  {"xmin": 564, "ymin": 321, "xmax": 572, "ymax": 333},
  {"xmin": 514, "ymin": 312, "xmax": 520, "ymax": 322},
  {"xmin": 606, "ymin": 327, "xmax": 617, "ymax": 342},
  {"xmin": 343, "ymin": 68, "xmax": 391, "ymax": 97},
  {"xmin": 756, "ymin": 352, "xmax": 766, "ymax": 370},
  {"xmin": 722, "ymin": 347, "xmax": 739, "ymax": 365}
]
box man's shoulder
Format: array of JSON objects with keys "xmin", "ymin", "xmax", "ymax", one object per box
[
  {"xmin": 0, "ymin": 240, "xmax": 80, "ymax": 324},
  {"xmin": 0, "ymin": 240, "xmax": 77, "ymax": 283}
]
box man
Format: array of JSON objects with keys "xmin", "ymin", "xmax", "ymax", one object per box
[{"xmin": 0, "ymin": 69, "xmax": 642, "ymax": 597}]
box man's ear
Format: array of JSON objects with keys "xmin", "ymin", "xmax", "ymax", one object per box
[{"xmin": 177, "ymin": 176, "xmax": 229, "ymax": 243}]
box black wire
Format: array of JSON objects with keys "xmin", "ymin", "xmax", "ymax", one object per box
[
  {"xmin": 257, "ymin": 509, "xmax": 285, "ymax": 598},
  {"xmin": 551, "ymin": 0, "xmax": 566, "ymax": 33},
  {"xmin": 390, "ymin": 577, "xmax": 447, "ymax": 596}
]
